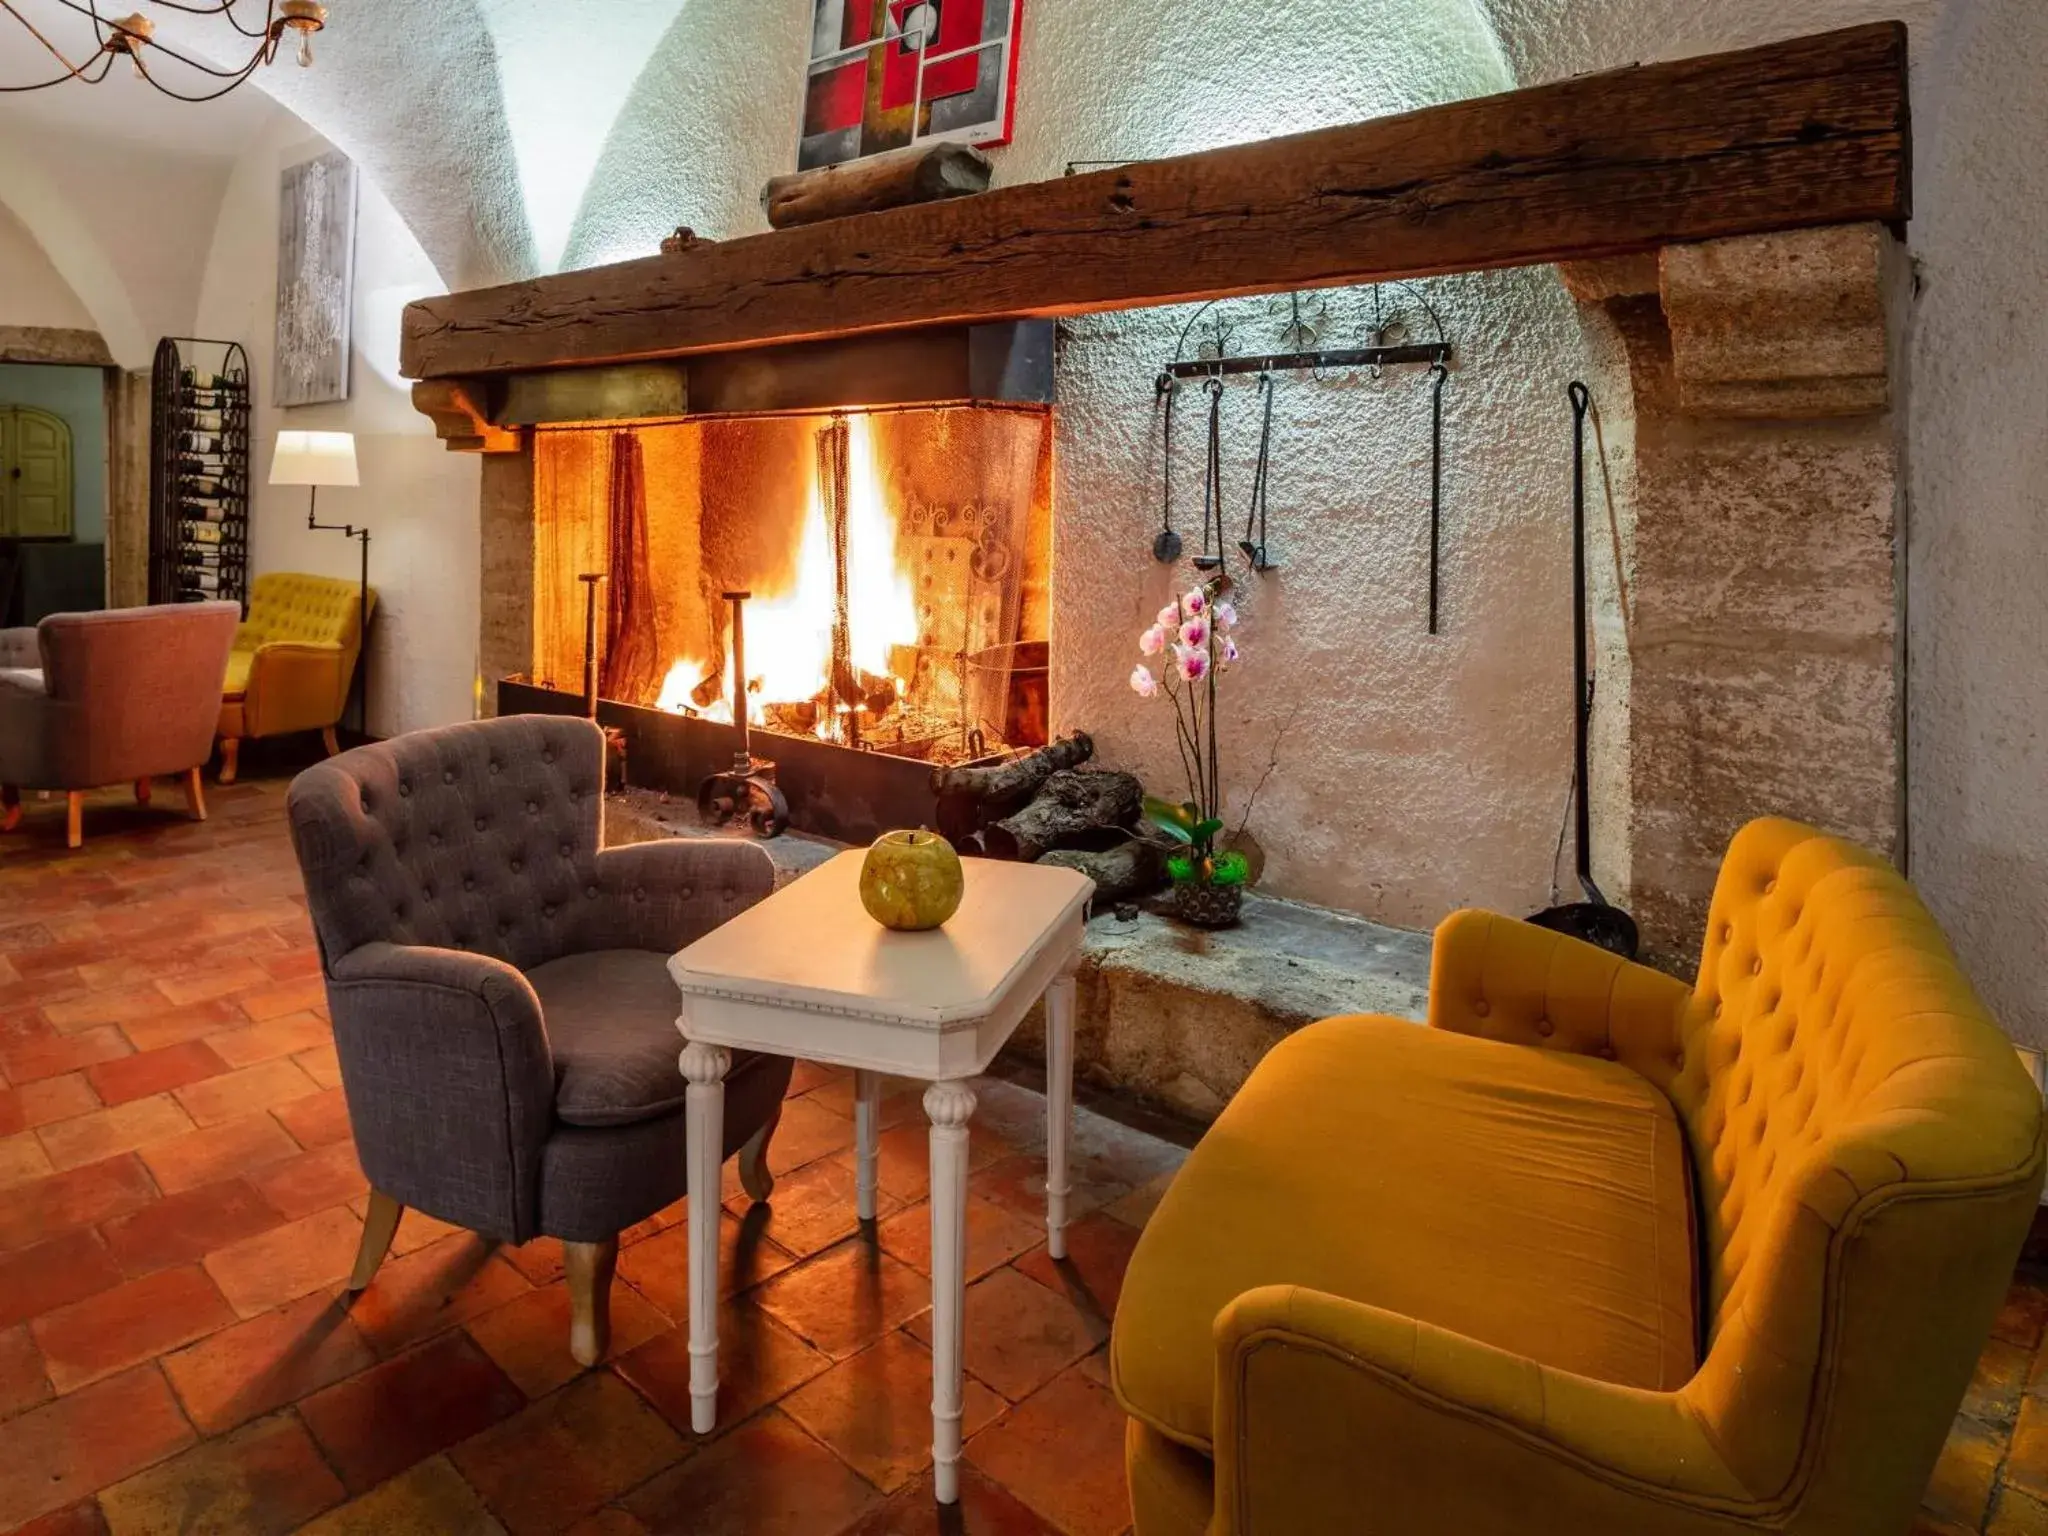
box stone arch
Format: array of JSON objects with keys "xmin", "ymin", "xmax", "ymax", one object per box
[{"xmin": 0, "ymin": 157, "xmax": 149, "ymax": 368}]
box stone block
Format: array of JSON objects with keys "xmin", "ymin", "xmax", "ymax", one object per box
[{"xmin": 1661, "ymin": 225, "xmax": 1891, "ymax": 418}]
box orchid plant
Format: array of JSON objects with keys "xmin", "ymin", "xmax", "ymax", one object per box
[{"xmin": 1129, "ymin": 579, "xmax": 1250, "ymax": 889}]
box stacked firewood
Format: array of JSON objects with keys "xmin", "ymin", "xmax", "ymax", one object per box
[{"xmin": 931, "ymin": 733, "xmax": 1171, "ymax": 901}]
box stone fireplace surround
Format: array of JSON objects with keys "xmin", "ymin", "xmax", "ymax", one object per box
[{"xmin": 402, "ymin": 27, "xmax": 1911, "ymax": 1114}]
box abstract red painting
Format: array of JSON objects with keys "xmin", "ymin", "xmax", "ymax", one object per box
[{"xmin": 800, "ymin": 0, "xmax": 1023, "ymax": 170}]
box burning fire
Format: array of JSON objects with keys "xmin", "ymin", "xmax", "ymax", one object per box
[{"xmin": 657, "ymin": 415, "xmax": 918, "ymax": 738}]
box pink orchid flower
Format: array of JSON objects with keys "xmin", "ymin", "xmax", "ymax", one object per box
[
  {"xmin": 1181, "ymin": 588, "xmax": 1206, "ymax": 615},
  {"xmin": 1176, "ymin": 646, "xmax": 1209, "ymax": 683},
  {"xmin": 1214, "ymin": 602, "xmax": 1237, "ymax": 631},
  {"xmin": 1129, "ymin": 664, "xmax": 1159, "ymax": 698},
  {"xmin": 1156, "ymin": 602, "xmax": 1181, "ymax": 630},
  {"xmin": 1138, "ymin": 625, "xmax": 1167, "ymax": 656},
  {"xmin": 1179, "ymin": 617, "xmax": 1209, "ymax": 649},
  {"xmin": 1221, "ymin": 636, "xmax": 1240, "ymax": 664}
]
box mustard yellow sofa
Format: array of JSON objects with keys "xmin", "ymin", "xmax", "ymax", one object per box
[
  {"xmin": 216, "ymin": 572, "xmax": 375, "ymax": 782},
  {"xmin": 1113, "ymin": 818, "xmax": 2045, "ymax": 1536}
]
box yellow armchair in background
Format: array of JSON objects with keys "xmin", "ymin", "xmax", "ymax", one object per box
[
  {"xmin": 1113, "ymin": 818, "xmax": 2046, "ymax": 1536},
  {"xmin": 216, "ymin": 571, "xmax": 374, "ymax": 782}
]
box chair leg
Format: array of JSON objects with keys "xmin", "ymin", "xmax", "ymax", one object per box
[
  {"xmin": 1, "ymin": 786, "xmax": 18, "ymax": 834},
  {"xmin": 564, "ymin": 1237, "xmax": 619, "ymax": 1367},
  {"xmin": 738, "ymin": 1106, "xmax": 780, "ymax": 1204},
  {"xmin": 347, "ymin": 1190, "xmax": 404, "ymax": 1293},
  {"xmin": 181, "ymin": 768, "xmax": 206, "ymax": 822},
  {"xmin": 322, "ymin": 725, "xmax": 341, "ymax": 757},
  {"xmin": 217, "ymin": 737, "xmax": 240, "ymax": 784},
  {"xmin": 65, "ymin": 791, "xmax": 82, "ymax": 849},
  {"xmin": 133, "ymin": 777, "xmax": 152, "ymax": 806}
]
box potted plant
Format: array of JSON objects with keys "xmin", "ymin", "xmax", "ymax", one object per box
[{"xmin": 1129, "ymin": 580, "xmax": 1250, "ymax": 928}]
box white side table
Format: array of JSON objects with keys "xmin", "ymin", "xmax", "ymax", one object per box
[{"xmin": 668, "ymin": 849, "xmax": 1092, "ymax": 1503}]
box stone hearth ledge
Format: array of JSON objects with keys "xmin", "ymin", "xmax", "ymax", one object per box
[{"xmin": 607, "ymin": 786, "xmax": 1432, "ymax": 1123}]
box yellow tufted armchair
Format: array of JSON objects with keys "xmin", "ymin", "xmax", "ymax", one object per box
[
  {"xmin": 217, "ymin": 572, "xmax": 375, "ymax": 782},
  {"xmin": 1112, "ymin": 818, "xmax": 2045, "ymax": 1536}
]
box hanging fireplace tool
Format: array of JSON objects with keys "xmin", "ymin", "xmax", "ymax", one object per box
[
  {"xmin": 1528, "ymin": 381, "xmax": 1639, "ymax": 958},
  {"xmin": 1150, "ymin": 374, "xmax": 1182, "ymax": 563},
  {"xmin": 1192, "ymin": 377, "xmax": 1230, "ymax": 576},
  {"xmin": 1239, "ymin": 372, "xmax": 1281, "ymax": 572},
  {"xmin": 696, "ymin": 590, "xmax": 791, "ymax": 838}
]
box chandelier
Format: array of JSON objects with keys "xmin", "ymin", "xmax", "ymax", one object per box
[{"xmin": 1, "ymin": 1, "xmax": 327, "ymax": 100}]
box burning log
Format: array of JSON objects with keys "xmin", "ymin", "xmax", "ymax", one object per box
[{"xmin": 982, "ymin": 769, "xmax": 1141, "ymax": 862}]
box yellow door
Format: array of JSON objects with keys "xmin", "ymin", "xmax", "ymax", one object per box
[{"xmin": 0, "ymin": 405, "xmax": 74, "ymax": 539}]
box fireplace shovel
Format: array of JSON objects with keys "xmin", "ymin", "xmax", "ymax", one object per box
[{"xmin": 1528, "ymin": 382, "xmax": 1639, "ymax": 960}]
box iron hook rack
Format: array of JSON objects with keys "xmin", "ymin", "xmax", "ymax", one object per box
[
  {"xmin": 1164, "ymin": 340, "xmax": 1450, "ymax": 381},
  {"xmin": 1148, "ymin": 283, "xmax": 1458, "ymax": 622}
]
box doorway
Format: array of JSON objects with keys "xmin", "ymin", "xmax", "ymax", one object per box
[{"xmin": 0, "ymin": 361, "xmax": 108, "ymax": 625}]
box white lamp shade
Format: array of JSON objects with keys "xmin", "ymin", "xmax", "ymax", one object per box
[{"xmin": 270, "ymin": 430, "xmax": 359, "ymax": 488}]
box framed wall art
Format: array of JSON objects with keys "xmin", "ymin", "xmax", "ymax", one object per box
[
  {"xmin": 799, "ymin": 0, "xmax": 1023, "ymax": 171},
  {"xmin": 274, "ymin": 150, "xmax": 358, "ymax": 408}
]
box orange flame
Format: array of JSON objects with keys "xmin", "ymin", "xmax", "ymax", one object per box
[{"xmin": 657, "ymin": 416, "xmax": 916, "ymax": 734}]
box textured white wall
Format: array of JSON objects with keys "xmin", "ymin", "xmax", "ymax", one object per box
[
  {"xmin": 1901, "ymin": 0, "xmax": 2048, "ymax": 1051},
  {"xmin": 193, "ymin": 130, "xmax": 480, "ymax": 739},
  {"xmin": 0, "ymin": 200, "xmax": 94, "ymax": 332}
]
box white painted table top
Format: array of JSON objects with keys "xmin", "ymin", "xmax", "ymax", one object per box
[{"xmin": 668, "ymin": 850, "xmax": 1092, "ymax": 1029}]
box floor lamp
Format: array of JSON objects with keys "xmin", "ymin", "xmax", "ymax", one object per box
[{"xmin": 269, "ymin": 430, "xmax": 371, "ymax": 736}]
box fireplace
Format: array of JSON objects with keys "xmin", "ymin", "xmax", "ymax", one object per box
[
  {"xmin": 494, "ymin": 324, "xmax": 1056, "ymax": 842},
  {"xmin": 411, "ymin": 27, "xmax": 1910, "ymax": 951}
]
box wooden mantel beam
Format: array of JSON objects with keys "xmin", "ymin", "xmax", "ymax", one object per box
[{"xmin": 401, "ymin": 22, "xmax": 1908, "ymax": 381}]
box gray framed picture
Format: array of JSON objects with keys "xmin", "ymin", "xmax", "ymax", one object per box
[{"xmin": 274, "ymin": 150, "xmax": 358, "ymax": 408}]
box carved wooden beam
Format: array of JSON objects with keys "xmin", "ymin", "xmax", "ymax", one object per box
[
  {"xmin": 410, "ymin": 380, "xmax": 522, "ymax": 453},
  {"xmin": 401, "ymin": 23, "xmax": 1909, "ymax": 381}
]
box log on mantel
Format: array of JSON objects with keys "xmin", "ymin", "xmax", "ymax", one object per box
[
  {"xmin": 763, "ymin": 142, "xmax": 993, "ymax": 229},
  {"xmin": 401, "ymin": 23, "xmax": 1908, "ymax": 381}
]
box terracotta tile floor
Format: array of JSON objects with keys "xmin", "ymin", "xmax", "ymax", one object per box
[{"xmin": 1, "ymin": 776, "xmax": 2043, "ymax": 1535}]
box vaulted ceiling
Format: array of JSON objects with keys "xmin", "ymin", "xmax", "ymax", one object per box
[{"xmin": 0, "ymin": 0, "xmax": 1959, "ymax": 337}]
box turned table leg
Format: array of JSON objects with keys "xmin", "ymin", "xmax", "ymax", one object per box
[
  {"xmin": 925, "ymin": 1078, "xmax": 977, "ymax": 1505},
  {"xmin": 680, "ymin": 1038, "xmax": 730, "ymax": 1435},
  {"xmin": 854, "ymin": 1069, "xmax": 882, "ymax": 1221},
  {"xmin": 1045, "ymin": 966, "xmax": 1078, "ymax": 1260}
]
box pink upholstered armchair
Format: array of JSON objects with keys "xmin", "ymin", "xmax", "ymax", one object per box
[{"xmin": 0, "ymin": 602, "xmax": 240, "ymax": 848}]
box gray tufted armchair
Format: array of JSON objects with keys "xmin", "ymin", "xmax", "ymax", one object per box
[{"xmin": 285, "ymin": 715, "xmax": 790, "ymax": 1364}]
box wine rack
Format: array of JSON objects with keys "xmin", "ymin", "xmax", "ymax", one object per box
[{"xmin": 149, "ymin": 337, "xmax": 252, "ymax": 608}]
